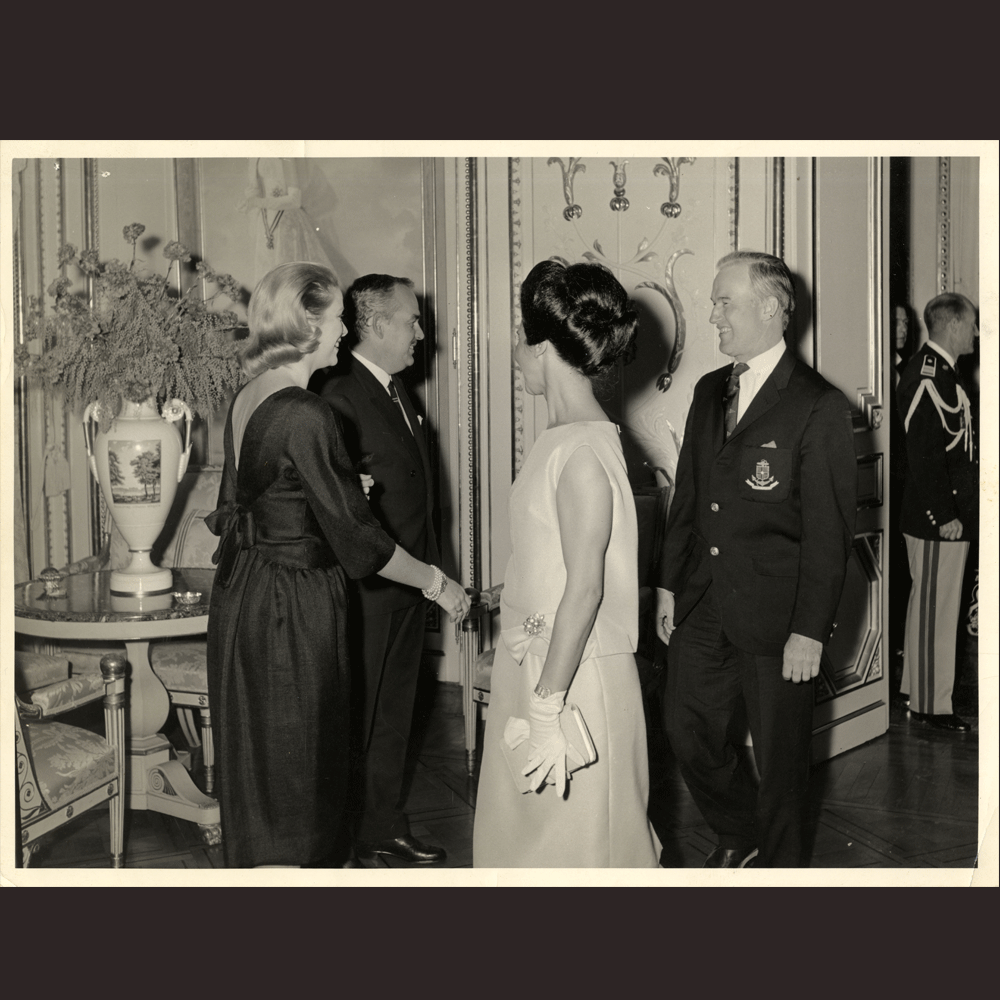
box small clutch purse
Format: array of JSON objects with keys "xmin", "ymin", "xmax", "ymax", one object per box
[{"xmin": 501, "ymin": 703, "xmax": 598, "ymax": 794}]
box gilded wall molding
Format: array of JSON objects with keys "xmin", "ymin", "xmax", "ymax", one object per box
[
  {"xmin": 509, "ymin": 157, "xmax": 526, "ymax": 478},
  {"xmin": 46, "ymin": 159, "xmax": 70, "ymax": 568},
  {"xmin": 729, "ymin": 157, "xmax": 739, "ymax": 251},
  {"xmin": 937, "ymin": 156, "xmax": 951, "ymax": 293},
  {"xmin": 855, "ymin": 157, "xmax": 884, "ymax": 433},
  {"xmin": 463, "ymin": 158, "xmax": 481, "ymax": 589},
  {"xmin": 85, "ymin": 158, "xmax": 105, "ymax": 549},
  {"xmin": 771, "ymin": 157, "xmax": 785, "ymax": 259},
  {"xmin": 14, "ymin": 220, "xmax": 31, "ymax": 563}
]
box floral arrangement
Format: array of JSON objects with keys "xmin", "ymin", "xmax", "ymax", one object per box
[{"xmin": 15, "ymin": 223, "xmax": 248, "ymax": 432}]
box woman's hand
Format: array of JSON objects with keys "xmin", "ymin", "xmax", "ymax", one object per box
[
  {"xmin": 237, "ymin": 196, "xmax": 262, "ymax": 214},
  {"xmin": 522, "ymin": 689, "xmax": 584, "ymax": 796},
  {"xmin": 358, "ymin": 473, "xmax": 374, "ymax": 497},
  {"xmin": 435, "ymin": 577, "xmax": 471, "ymax": 622}
]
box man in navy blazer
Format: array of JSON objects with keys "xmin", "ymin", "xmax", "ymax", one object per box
[
  {"xmin": 313, "ymin": 274, "xmax": 446, "ymax": 865},
  {"xmin": 655, "ymin": 251, "xmax": 857, "ymax": 868}
]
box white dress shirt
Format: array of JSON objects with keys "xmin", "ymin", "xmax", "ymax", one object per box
[
  {"xmin": 736, "ymin": 339, "xmax": 787, "ymax": 422},
  {"xmin": 352, "ymin": 350, "xmax": 413, "ymax": 433}
]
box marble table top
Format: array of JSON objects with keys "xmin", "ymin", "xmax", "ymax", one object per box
[{"xmin": 13, "ymin": 568, "xmax": 216, "ymax": 624}]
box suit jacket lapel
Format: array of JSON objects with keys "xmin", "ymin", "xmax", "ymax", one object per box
[
  {"xmin": 707, "ymin": 367, "xmax": 730, "ymax": 454},
  {"xmin": 393, "ymin": 378, "xmax": 432, "ymax": 475},
  {"xmin": 726, "ymin": 349, "xmax": 795, "ymax": 445},
  {"xmin": 352, "ymin": 363, "xmax": 421, "ymax": 461}
]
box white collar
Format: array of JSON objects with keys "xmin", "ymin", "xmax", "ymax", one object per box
[
  {"xmin": 352, "ymin": 350, "xmax": 392, "ymax": 390},
  {"xmin": 927, "ymin": 340, "xmax": 956, "ymax": 369},
  {"xmin": 743, "ymin": 338, "xmax": 786, "ymax": 376}
]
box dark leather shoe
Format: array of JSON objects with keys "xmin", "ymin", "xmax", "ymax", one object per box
[
  {"xmin": 357, "ymin": 835, "xmax": 447, "ymax": 864},
  {"xmin": 911, "ymin": 711, "xmax": 971, "ymax": 732},
  {"xmin": 704, "ymin": 846, "xmax": 758, "ymax": 868}
]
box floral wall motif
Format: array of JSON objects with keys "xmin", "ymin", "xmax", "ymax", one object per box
[{"xmin": 513, "ymin": 156, "xmax": 736, "ymax": 487}]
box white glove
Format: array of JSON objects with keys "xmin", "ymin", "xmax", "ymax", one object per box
[{"xmin": 522, "ymin": 688, "xmax": 584, "ymax": 796}]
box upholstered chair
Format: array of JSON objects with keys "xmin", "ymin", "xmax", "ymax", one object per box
[
  {"xmin": 146, "ymin": 467, "xmax": 222, "ymax": 792},
  {"xmin": 459, "ymin": 485, "xmax": 671, "ymax": 774},
  {"xmin": 54, "ymin": 467, "xmax": 223, "ymax": 792},
  {"xmin": 14, "ymin": 648, "xmax": 111, "ymax": 718},
  {"xmin": 16, "ymin": 652, "xmax": 127, "ymax": 868}
]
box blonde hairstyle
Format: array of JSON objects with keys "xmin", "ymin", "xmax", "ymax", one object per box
[{"xmin": 241, "ymin": 262, "xmax": 340, "ymax": 377}]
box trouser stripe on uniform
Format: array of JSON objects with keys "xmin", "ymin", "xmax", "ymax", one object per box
[
  {"xmin": 918, "ymin": 541, "xmax": 939, "ymax": 710},
  {"xmin": 904, "ymin": 534, "xmax": 968, "ymax": 715}
]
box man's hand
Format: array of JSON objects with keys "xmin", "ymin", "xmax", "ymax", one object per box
[
  {"xmin": 655, "ymin": 588, "xmax": 675, "ymax": 645},
  {"xmin": 939, "ymin": 518, "xmax": 963, "ymax": 540},
  {"xmin": 783, "ymin": 632, "xmax": 822, "ymax": 682}
]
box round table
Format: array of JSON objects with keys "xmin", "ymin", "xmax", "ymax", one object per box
[{"xmin": 14, "ymin": 568, "xmax": 221, "ymax": 843}]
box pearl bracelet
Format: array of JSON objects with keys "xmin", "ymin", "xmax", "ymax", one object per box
[{"xmin": 421, "ymin": 565, "xmax": 446, "ymax": 601}]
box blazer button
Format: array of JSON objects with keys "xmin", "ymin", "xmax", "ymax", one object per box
[
  {"xmin": 410, "ymin": 470, "xmax": 417, "ymax": 477},
  {"xmin": 710, "ymin": 503, "xmax": 719, "ymax": 512},
  {"xmin": 709, "ymin": 546, "xmax": 719, "ymax": 556}
]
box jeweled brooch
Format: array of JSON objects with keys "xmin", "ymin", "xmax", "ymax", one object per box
[{"xmin": 524, "ymin": 612, "xmax": 546, "ymax": 636}]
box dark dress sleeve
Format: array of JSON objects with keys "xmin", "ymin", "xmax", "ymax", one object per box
[{"xmin": 285, "ymin": 392, "xmax": 397, "ymax": 579}]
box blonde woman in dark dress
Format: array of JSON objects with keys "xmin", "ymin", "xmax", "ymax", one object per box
[{"xmin": 206, "ymin": 262, "xmax": 468, "ymax": 868}]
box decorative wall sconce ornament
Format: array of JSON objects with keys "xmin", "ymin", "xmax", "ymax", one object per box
[
  {"xmin": 547, "ymin": 157, "xmax": 586, "ymax": 220},
  {"xmin": 609, "ymin": 161, "xmax": 630, "ymax": 212},
  {"xmin": 544, "ymin": 158, "xmax": 694, "ymax": 394},
  {"xmin": 654, "ymin": 157, "xmax": 696, "ymax": 217},
  {"xmin": 640, "ymin": 248, "xmax": 694, "ymax": 393}
]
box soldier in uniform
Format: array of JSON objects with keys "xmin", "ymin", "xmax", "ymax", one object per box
[{"xmin": 897, "ymin": 292, "xmax": 979, "ymax": 732}]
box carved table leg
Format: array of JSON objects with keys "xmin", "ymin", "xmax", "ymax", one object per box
[{"xmin": 124, "ymin": 640, "xmax": 220, "ymax": 828}]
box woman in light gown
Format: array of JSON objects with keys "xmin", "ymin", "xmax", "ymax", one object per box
[
  {"xmin": 473, "ymin": 260, "xmax": 660, "ymax": 868},
  {"xmin": 239, "ymin": 158, "xmax": 333, "ymax": 286}
]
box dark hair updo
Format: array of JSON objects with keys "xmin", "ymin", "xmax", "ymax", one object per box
[{"xmin": 520, "ymin": 260, "xmax": 638, "ymax": 383}]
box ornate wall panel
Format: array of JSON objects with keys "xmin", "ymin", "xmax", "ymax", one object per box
[
  {"xmin": 815, "ymin": 532, "xmax": 883, "ymax": 704},
  {"xmin": 805, "ymin": 157, "xmax": 890, "ymax": 745},
  {"xmin": 510, "ymin": 156, "xmax": 738, "ymax": 492}
]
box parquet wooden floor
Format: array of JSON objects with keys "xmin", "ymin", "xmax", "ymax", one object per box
[{"xmin": 20, "ymin": 634, "xmax": 982, "ymax": 878}]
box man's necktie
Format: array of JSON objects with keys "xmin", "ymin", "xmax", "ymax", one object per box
[
  {"xmin": 387, "ymin": 378, "xmax": 413, "ymax": 435},
  {"xmin": 724, "ymin": 362, "xmax": 750, "ymax": 438}
]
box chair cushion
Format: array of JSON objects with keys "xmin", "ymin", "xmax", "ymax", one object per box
[
  {"xmin": 150, "ymin": 640, "xmax": 208, "ymax": 693},
  {"xmin": 21, "ymin": 718, "xmax": 116, "ymax": 809},
  {"xmin": 65, "ymin": 651, "xmax": 112, "ymax": 675},
  {"xmin": 28, "ymin": 673, "xmax": 106, "ymax": 715},
  {"xmin": 160, "ymin": 468, "xmax": 225, "ymax": 569},
  {"xmin": 162, "ymin": 509, "xmax": 218, "ymax": 570},
  {"xmin": 474, "ymin": 648, "xmax": 495, "ymax": 692},
  {"xmin": 15, "ymin": 652, "xmax": 70, "ymax": 692}
]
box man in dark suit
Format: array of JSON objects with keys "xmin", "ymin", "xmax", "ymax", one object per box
[
  {"xmin": 313, "ymin": 274, "xmax": 446, "ymax": 865},
  {"xmin": 655, "ymin": 250, "xmax": 857, "ymax": 868},
  {"xmin": 897, "ymin": 292, "xmax": 978, "ymax": 732}
]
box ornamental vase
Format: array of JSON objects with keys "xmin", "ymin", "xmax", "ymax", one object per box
[{"xmin": 83, "ymin": 398, "xmax": 193, "ymax": 595}]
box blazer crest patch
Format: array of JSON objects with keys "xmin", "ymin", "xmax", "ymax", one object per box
[{"xmin": 746, "ymin": 458, "xmax": 779, "ymax": 490}]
